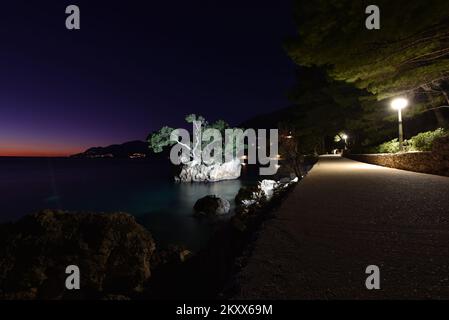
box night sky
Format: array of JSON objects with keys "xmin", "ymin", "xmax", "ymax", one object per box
[{"xmin": 0, "ymin": 1, "xmax": 296, "ymax": 156}]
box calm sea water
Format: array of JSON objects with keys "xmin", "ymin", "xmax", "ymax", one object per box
[{"xmin": 0, "ymin": 157, "xmax": 259, "ymax": 250}]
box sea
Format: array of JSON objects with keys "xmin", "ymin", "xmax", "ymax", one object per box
[{"xmin": 0, "ymin": 157, "xmax": 261, "ymax": 250}]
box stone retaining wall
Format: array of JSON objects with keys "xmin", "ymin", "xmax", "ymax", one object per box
[
  {"xmin": 347, "ymin": 135, "xmax": 449, "ymax": 176},
  {"xmin": 346, "ymin": 151, "xmax": 449, "ymax": 177}
]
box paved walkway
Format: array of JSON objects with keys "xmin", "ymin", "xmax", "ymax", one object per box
[{"xmin": 237, "ymin": 155, "xmax": 449, "ymax": 299}]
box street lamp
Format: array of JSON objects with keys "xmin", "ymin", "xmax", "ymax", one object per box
[
  {"xmin": 342, "ymin": 134, "xmax": 348, "ymax": 150},
  {"xmin": 391, "ymin": 97, "xmax": 409, "ymax": 152}
]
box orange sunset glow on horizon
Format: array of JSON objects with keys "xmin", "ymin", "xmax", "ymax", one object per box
[{"xmin": 0, "ymin": 143, "xmax": 84, "ymax": 158}]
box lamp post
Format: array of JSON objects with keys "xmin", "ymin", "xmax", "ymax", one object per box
[
  {"xmin": 342, "ymin": 134, "xmax": 348, "ymax": 150},
  {"xmin": 391, "ymin": 97, "xmax": 409, "ymax": 152}
]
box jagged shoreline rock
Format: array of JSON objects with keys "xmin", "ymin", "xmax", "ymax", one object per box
[
  {"xmin": 232, "ymin": 178, "xmax": 299, "ymax": 232},
  {"xmin": 0, "ymin": 210, "xmax": 156, "ymax": 300}
]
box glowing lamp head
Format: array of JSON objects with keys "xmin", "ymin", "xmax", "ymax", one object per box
[
  {"xmin": 391, "ymin": 98, "xmax": 408, "ymax": 110},
  {"xmin": 342, "ymin": 134, "xmax": 348, "ymax": 140}
]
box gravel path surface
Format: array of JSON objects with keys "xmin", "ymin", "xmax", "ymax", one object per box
[{"xmin": 236, "ymin": 155, "xmax": 449, "ymax": 299}]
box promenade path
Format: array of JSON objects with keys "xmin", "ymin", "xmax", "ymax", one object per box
[{"xmin": 237, "ymin": 155, "xmax": 449, "ymax": 299}]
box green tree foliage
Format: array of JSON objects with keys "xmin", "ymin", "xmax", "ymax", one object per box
[
  {"xmin": 377, "ymin": 138, "xmax": 400, "ymax": 153},
  {"xmin": 148, "ymin": 114, "xmax": 244, "ymax": 163},
  {"xmin": 375, "ymin": 128, "xmax": 448, "ymax": 153},
  {"xmin": 148, "ymin": 114, "xmax": 229, "ymax": 153},
  {"xmin": 148, "ymin": 126, "xmax": 176, "ymax": 153},
  {"xmin": 408, "ymin": 128, "xmax": 448, "ymax": 151}
]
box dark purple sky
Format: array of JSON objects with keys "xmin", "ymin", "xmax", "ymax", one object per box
[{"xmin": 0, "ymin": 0, "xmax": 296, "ymax": 156}]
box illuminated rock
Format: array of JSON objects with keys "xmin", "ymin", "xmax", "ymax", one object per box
[
  {"xmin": 178, "ymin": 158, "xmax": 241, "ymax": 182},
  {"xmin": 259, "ymin": 179, "xmax": 279, "ymax": 199}
]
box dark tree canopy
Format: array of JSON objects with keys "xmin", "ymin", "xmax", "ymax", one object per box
[
  {"xmin": 282, "ymin": 67, "xmax": 369, "ymax": 153},
  {"xmin": 282, "ymin": 0, "xmax": 449, "ymax": 153},
  {"xmin": 287, "ymin": 0, "xmax": 449, "ymax": 101}
]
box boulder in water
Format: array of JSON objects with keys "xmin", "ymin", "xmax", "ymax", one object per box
[{"xmin": 194, "ymin": 195, "xmax": 230, "ymax": 216}]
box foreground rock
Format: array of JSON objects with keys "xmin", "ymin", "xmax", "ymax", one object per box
[
  {"xmin": 194, "ymin": 195, "xmax": 230, "ymax": 216},
  {"xmin": 0, "ymin": 210, "xmax": 156, "ymax": 300}
]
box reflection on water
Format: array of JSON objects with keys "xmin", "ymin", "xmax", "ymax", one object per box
[{"xmin": 0, "ymin": 157, "xmax": 254, "ymax": 250}]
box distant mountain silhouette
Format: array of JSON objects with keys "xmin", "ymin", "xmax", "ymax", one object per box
[{"xmin": 71, "ymin": 140, "xmax": 152, "ymax": 159}]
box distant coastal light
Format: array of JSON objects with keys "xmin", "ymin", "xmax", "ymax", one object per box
[{"xmin": 130, "ymin": 153, "xmax": 146, "ymax": 159}]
